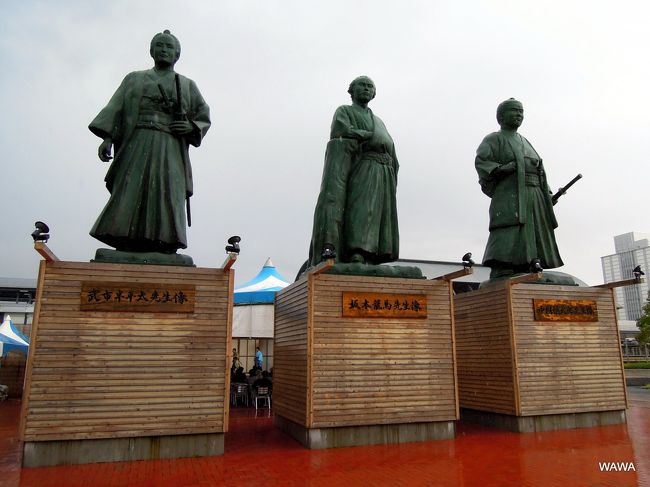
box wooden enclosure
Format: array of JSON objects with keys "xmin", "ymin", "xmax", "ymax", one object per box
[
  {"xmin": 20, "ymin": 260, "xmax": 233, "ymax": 465},
  {"xmin": 274, "ymin": 273, "xmax": 458, "ymax": 447},
  {"xmin": 454, "ymin": 281, "xmax": 627, "ymax": 428}
]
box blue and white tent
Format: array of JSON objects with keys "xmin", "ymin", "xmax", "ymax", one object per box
[
  {"xmin": 234, "ymin": 258, "xmax": 290, "ymax": 305},
  {"xmin": 0, "ymin": 315, "xmax": 29, "ymax": 358}
]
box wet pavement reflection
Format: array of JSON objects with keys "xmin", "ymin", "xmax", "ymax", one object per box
[{"xmin": 1, "ymin": 388, "xmax": 648, "ymax": 486}]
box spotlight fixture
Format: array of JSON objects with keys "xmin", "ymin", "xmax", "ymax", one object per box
[
  {"xmin": 225, "ymin": 236, "xmax": 241, "ymax": 254},
  {"xmin": 321, "ymin": 243, "xmax": 336, "ymax": 260},
  {"xmin": 529, "ymin": 258, "xmax": 543, "ymax": 273},
  {"xmin": 462, "ymin": 252, "xmax": 474, "ymax": 268},
  {"xmin": 633, "ymin": 265, "xmax": 645, "ymax": 280},
  {"xmin": 31, "ymin": 221, "xmax": 50, "ymax": 243}
]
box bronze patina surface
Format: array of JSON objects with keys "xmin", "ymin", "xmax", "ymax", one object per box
[
  {"xmin": 475, "ymin": 99, "xmax": 563, "ymax": 280},
  {"xmin": 302, "ymin": 76, "xmax": 415, "ymax": 279},
  {"xmin": 89, "ymin": 30, "xmax": 210, "ymax": 265}
]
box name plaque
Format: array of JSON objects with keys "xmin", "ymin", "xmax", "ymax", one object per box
[
  {"xmin": 342, "ymin": 292, "xmax": 427, "ymax": 319},
  {"xmin": 533, "ymin": 299, "xmax": 598, "ymax": 322},
  {"xmin": 80, "ymin": 282, "xmax": 195, "ymax": 313}
]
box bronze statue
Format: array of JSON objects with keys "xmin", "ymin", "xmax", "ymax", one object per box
[
  {"xmin": 89, "ymin": 30, "xmax": 210, "ymax": 258},
  {"xmin": 475, "ymin": 98, "xmax": 563, "ymax": 279},
  {"xmin": 308, "ymin": 76, "xmax": 399, "ymax": 268}
]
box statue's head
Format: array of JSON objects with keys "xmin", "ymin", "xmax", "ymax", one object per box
[
  {"xmin": 496, "ymin": 98, "xmax": 524, "ymax": 129},
  {"xmin": 150, "ymin": 29, "xmax": 181, "ymax": 65},
  {"xmin": 348, "ymin": 76, "xmax": 376, "ymax": 104}
]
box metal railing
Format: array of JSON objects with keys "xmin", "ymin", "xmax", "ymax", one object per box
[{"xmin": 622, "ymin": 344, "xmax": 650, "ymax": 361}]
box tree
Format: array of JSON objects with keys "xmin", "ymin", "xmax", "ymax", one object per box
[{"xmin": 636, "ymin": 291, "xmax": 650, "ymax": 346}]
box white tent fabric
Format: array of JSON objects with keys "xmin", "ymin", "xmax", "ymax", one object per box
[
  {"xmin": 233, "ymin": 305, "xmax": 274, "ymax": 338},
  {"xmin": 235, "ymin": 275, "xmax": 289, "ymax": 294},
  {"xmin": 0, "ymin": 315, "xmax": 29, "ymax": 357}
]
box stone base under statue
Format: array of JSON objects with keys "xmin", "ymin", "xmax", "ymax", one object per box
[
  {"xmin": 93, "ymin": 248, "xmax": 194, "ymax": 266},
  {"xmin": 460, "ymin": 408, "xmax": 625, "ymax": 433},
  {"xmin": 275, "ymin": 415, "xmax": 455, "ymax": 449},
  {"xmin": 479, "ymin": 270, "xmax": 585, "ymax": 288},
  {"xmin": 23, "ymin": 433, "xmax": 224, "ymax": 467},
  {"xmin": 323, "ymin": 262, "xmax": 423, "ymax": 279}
]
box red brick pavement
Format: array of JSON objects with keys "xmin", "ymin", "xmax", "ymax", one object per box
[{"xmin": 1, "ymin": 391, "xmax": 648, "ymax": 487}]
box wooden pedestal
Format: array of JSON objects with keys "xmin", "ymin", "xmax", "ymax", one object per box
[
  {"xmin": 273, "ymin": 273, "xmax": 458, "ymax": 449},
  {"xmin": 20, "ymin": 260, "xmax": 233, "ymax": 466},
  {"xmin": 454, "ymin": 281, "xmax": 627, "ymax": 432}
]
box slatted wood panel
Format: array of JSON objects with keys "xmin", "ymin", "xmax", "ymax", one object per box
[
  {"xmin": 454, "ymin": 288, "xmax": 517, "ymax": 414},
  {"xmin": 273, "ymin": 279, "xmax": 310, "ymax": 426},
  {"xmin": 20, "ymin": 261, "xmax": 232, "ymax": 442},
  {"xmin": 309, "ymin": 274, "xmax": 458, "ymax": 428},
  {"xmin": 512, "ymin": 284, "xmax": 627, "ymax": 416}
]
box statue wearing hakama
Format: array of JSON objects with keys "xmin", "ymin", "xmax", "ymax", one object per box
[
  {"xmin": 89, "ymin": 30, "xmax": 210, "ymax": 255},
  {"xmin": 308, "ymin": 76, "xmax": 399, "ymax": 268},
  {"xmin": 475, "ymin": 99, "xmax": 562, "ymax": 278}
]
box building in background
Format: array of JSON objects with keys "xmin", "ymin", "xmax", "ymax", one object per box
[
  {"xmin": 0, "ymin": 277, "xmax": 36, "ymax": 332},
  {"xmin": 601, "ymin": 232, "xmax": 650, "ymax": 338}
]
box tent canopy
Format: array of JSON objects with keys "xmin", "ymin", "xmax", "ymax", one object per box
[
  {"xmin": 234, "ymin": 258, "xmax": 289, "ymax": 305},
  {"xmin": 0, "ymin": 315, "xmax": 29, "ymax": 357}
]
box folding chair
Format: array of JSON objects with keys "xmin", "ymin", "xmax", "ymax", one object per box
[
  {"xmin": 231, "ymin": 383, "xmax": 249, "ymax": 406},
  {"xmin": 254, "ymin": 386, "xmax": 271, "ymax": 409}
]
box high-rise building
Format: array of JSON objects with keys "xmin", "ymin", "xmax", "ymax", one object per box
[{"xmin": 601, "ymin": 232, "xmax": 650, "ymax": 322}]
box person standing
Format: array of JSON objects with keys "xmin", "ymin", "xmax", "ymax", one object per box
[
  {"xmin": 231, "ymin": 347, "xmax": 241, "ymax": 372},
  {"xmin": 255, "ymin": 346, "xmax": 264, "ymax": 369}
]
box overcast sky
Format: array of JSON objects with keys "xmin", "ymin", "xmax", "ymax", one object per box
[{"xmin": 1, "ymin": 0, "xmax": 648, "ymax": 286}]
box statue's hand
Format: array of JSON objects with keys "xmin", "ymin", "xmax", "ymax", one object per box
[
  {"xmin": 170, "ymin": 120, "xmax": 194, "ymax": 136},
  {"xmin": 356, "ymin": 130, "xmax": 373, "ymax": 141},
  {"xmin": 495, "ymin": 161, "xmax": 516, "ymax": 177},
  {"xmin": 98, "ymin": 138, "xmax": 113, "ymax": 162}
]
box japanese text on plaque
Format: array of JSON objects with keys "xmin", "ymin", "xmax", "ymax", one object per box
[
  {"xmin": 533, "ymin": 299, "xmax": 598, "ymax": 322},
  {"xmin": 342, "ymin": 292, "xmax": 427, "ymax": 319},
  {"xmin": 81, "ymin": 282, "xmax": 195, "ymax": 313}
]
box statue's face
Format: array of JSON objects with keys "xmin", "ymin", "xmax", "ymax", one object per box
[
  {"xmin": 351, "ymin": 78, "xmax": 375, "ymax": 104},
  {"xmin": 151, "ymin": 34, "xmax": 178, "ymax": 66},
  {"xmin": 501, "ymin": 103, "xmax": 524, "ymax": 130}
]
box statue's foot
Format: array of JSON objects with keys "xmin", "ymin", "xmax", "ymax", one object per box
[{"xmin": 349, "ymin": 253, "xmax": 366, "ymax": 264}]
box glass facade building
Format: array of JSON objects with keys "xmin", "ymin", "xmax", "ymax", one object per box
[{"xmin": 601, "ymin": 232, "xmax": 650, "ymax": 321}]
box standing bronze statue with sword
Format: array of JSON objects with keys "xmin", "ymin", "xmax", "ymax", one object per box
[
  {"xmin": 475, "ymin": 98, "xmax": 581, "ymax": 279},
  {"xmin": 89, "ymin": 29, "xmax": 210, "ymax": 260}
]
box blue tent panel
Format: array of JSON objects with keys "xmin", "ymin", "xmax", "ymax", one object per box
[
  {"xmin": 234, "ymin": 290, "xmax": 277, "ymax": 304},
  {"xmin": 0, "ymin": 334, "xmax": 28, "ymax": 357},
  {"xmin": 234, "ymin": 258, "xmax": 289, "ymax": 305}
]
